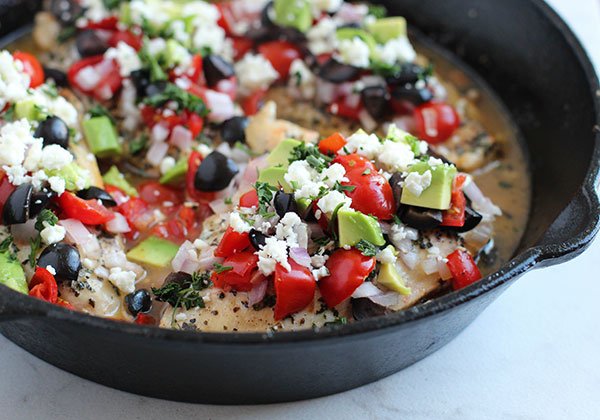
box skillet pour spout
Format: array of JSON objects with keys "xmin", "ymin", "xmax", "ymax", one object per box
[{"xmin": 0, "ymin": 0, "xmax": 598, "ymax": 404}]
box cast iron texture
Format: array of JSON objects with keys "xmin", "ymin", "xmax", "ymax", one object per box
[{"xmin": 0, "ymin": 0, "xmax": 598, "ymax": 404}]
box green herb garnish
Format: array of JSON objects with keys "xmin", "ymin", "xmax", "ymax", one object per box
[
  {"xmin": 356, "ymin": 239, "xmax": 378, "ymax": 257},
  {"xmin": 289, "ymin": 143, "xmax": 332, "ymax": 172},
  {"xmin": 88, "ymin": 104, "xmax": 116, "ymax": 125},
  {"xmin": 254, "ymin": 181, "xmax": 277, "ymax": 217},
  {"xmin": 152, "ymin": 271, "xmax": 212, "ymax": 310},
  {"xmin": 367, "ymin": 4, "xmax": 387, "ymax": 18},
  {"xmin": 34, "ymin": 209, "xmax": 58, "ymax": 232},
  {"xmin": 143, "ymin": 83, "xmax": 209, "ymax": 116},
  {"xmin": 213, "ymin": 263, "xmax": 233, "ymax": 274}
]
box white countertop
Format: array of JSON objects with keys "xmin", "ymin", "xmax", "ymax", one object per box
[{"xmin": 1, "ymin": 1, "xmax": 599, "ymax": 419}]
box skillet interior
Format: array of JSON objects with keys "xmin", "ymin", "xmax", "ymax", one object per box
[{"xmin": 0, "ymin": 0, "xmax": 598, "ymax": 403}]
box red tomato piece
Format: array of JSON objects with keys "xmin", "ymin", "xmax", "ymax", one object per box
[
  {"xmin": 446, "ymin": 249, "xmax": 482, "ymax": 290},
  {"xmin": 211, "ymin": 250, "xmax": 259, "ymax": 291},
  {"xmin": 274, "ymin": 259, "xmax": 316, "ymax": 320},
  {"xmin": 83, "ymin": 16, "xmax": 119, "ymax": 30},
  {"xmin": 186, "ymin": 151, "xmax": 216, "ymax": 203},
  {"xmin": 68, "ymin": 56, "xmax": 122, "ymax": 101},
  {"xmin": 108, "ymin": 30, "xmax": 143, "ymax": 51},
  {"xmin": 215, "ymin": 1, "xmax": 236, "ymax": 35},
  {"xmin": 414, "ymin": 102, "xmax": 460, "ymax": 144},
  {"xmin": 231, "ymin": 37, "xmax": 253, "ymax": 60},
  {"xmin": 0, "ymin": 173, "xmax": 16, "ymax": 218},
  {"xmin": 441, "ymin": 174, "xmax": 467, "ymax": 227},
  {"xmin": 332, "ymin": 153, "xmax": 376, "ymax": 174},
  {"xmin": 239, "ymin": 189, "xmax": 259, "ymax": 208},
  {"xmin": 318, "ymin": 132, "xmax": 347, "ymax": 155},
  {"xmin": 138, "ymin": 181, "xmax": 183, "ymax": 206},
  {"xmin": 328, "ymin": 98, "xmax": 362, "ymax": 121},
  {"xmin": 240, "ymin": 89, "xmax": 267, "ymax": 116},
  {"xmin": 56, "ymin": 298, "xmax": 75, "ymax": 310},
  {"xmin": 258, "ymin": 40, "xmax": 302, "ymax": 79},
  {"xmin": 214, "ymin": 226, "xmax": 251, "ymax": 257},
  {"xmin": 184, "ymin": 54, "xmax": 204, "ymax": 85},
  {"xmin": 319, "ymin": 248, "xmax": 376, "ymax": 308},
  {"xmin": 135, "ymin": 313, "xmax": 156, "ymax": 325},
  {"xmin": 342, "ymin": 167, "xmax": 396, "ymax": 220},
  {"xmin": 28, "ymin": 267, "xmax": 58, "ymax": 304},
  {"xmin": 13, "ymin": 51, "xmax": 44, "ymax": 88},
  {"xmin": 56, "ymin": 192, "xmax": 115, "ymax": 225}
]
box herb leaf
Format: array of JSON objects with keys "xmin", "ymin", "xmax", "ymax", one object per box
[
  {"xmin": 143, "ymin": 83, "xmax": 209, "ymax": 116},
  {"xmin": 254, "ymin": 181, "xmax": 277, "ymax": 217},
  {"xmin": 356, "ymin": 239, "xmax": 378, "ymax": 257},
  {"xmin": 152, "ymin": 271, "xmax": 212, "ymax": 310},
  {"xmin": 289, "ymin": 143, "xmax": 332, "ymax": 172},
  {"xmin": 213, "ymin": 263, "xmax": 233, "ymax": 274},
  {"xmin": 34, "ymin": 209, "xmax": 58, "ymax": 232}
]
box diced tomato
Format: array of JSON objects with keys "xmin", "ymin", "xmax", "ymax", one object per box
[
  {"xmin": 446, "ymin": 249, "xmax": 482, "ymax": 290},
  {"xmin": 68, "ymin": 56, "xmax": 122, "ymax": 101},
  {"xmin": 211, "ymin": 250, "xmax": 259, "ymax": 292},
  {"xmin": 333, "ymin": 154, "xmax": 376, "ymax": 174},
  {"xmin": 214, "ymin": 226, "xmax": 251, "ymax": 257},
  {"xmin": 258, "ymin": 40, "xmax": 302, "ymax": 80},
  {"xmin": 186, "ymin": 82, "xmax": 208, "ymax": 103},
  {"xmin": 28, "ymin": 267, "xmax": 58, "ymax": 304},
  {"xmin": 240, "ymin": 89, "xmax": 267, "ymax": 116},
  {"xmin": 138, "ymin": 181, "xmax": 183, "ymax": 206},
  {"xmin": 56, "ymin": 298, "xmax": 75, "ymax": 310},
  {"xmin": 319, "ymin": 248, "xmax": 376, "ymax": 308},
  {"xmin": 239, "ymin": 189, "xmax": 259, "ymax": 208},
  {"xmin": 0, "ymin": 173, "xmax": 16, "ymax": 218},
  {"xmin": 274, "ymin": 259, "xmax": 316, "ymax": 320},
  {"xmin": 186, "ymin": 151, "xmax": 216, "ymax": 203},
  {"xmin": 13, "ymin": 51, "xmax": 44, "ymax": 88},
  {"xmin": 215, "ymin": 1, "xmax": 236, "ymax": 35},
  {"xmin": 185, "ymin": 54, "xmax": 204, "ymax": 86},
  {"xmin": 108, "ymin": 30, "xmax": 143, "ymax": 51},
  {"xmin": 414, "ymin": 102, "xmax": 461, "ymax": 144},
  {"xmin": 184, "ymin": 111, "xmax": 204, "ymax": 138},
  {"xmin": 135, "ymin": 313, "xmax": 156, "ymax": 325},
  {"xmin": 441, "ymin": 174, "xmax": 468, "ymax": 227},
  {"xmin": 83, "ymin": 16, "xmax": 119, "ymax": 30},
  {"xmin": 341, "ymin": 164, "xmax": 396, "ymax": 220},
  {"xmin": 56, "ymin": 192, "xmax": 115, "ymax": 225},
  {"xmin": 104, "ymin": 185, "xmax": 130, "ymax": 206},
  {"xmin": 231, "ymin": 37, "xmax": 253, "ymax": 60},
  {"xmin": 328, "ymin": 98, "xmax": 362, "ymax": 121},
  {"xmin": 318, "ymin": 132, "xmax": 347, "ymax": 155},
  {"xmin": 151, "ymin": 205, "xmax": 199, "ymax": 243}
]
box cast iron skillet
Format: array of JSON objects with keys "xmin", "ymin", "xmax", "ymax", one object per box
[{"xmin": 0, "ymin": 0, "xmax": 598, "ymax": 404}]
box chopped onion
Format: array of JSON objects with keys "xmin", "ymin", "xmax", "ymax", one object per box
[
  {"xmin": 351, "ymin": 282, "xmax": 383, "ymax": 299},
  {"xmin": 379, "ymin": 222, "xmax": 392, "ymax": 235},
  {"xmin": 421, "ymin": 258, "xmax": 439, "ymax": 275},
  {"xmin": 359, "ymin": 108, "xmax": 378, "ymax": 132},
  {"xmin": 197, "ymin": 246, "xmax": 223, "ymax": 270},
  {"xmin": 169, "ymin": 125, "xmax": 193, "ymax": 151},
  {"xmin": 438, "ymin": 259, "xmax": 452, "ymax": 280},
  {"xmin": 215, "ymin": 142, "xmax": 233, "ymax": 157},
  {"xmin": 237, "ymin": 156, "xmax": 267, "ymax": 192},
  {"xmin": 335, "ymin": 3, "xmax": 368, "ymax": 23},
  {"xmin": 146, "ymin": 141, "xmax": 169, "ymax": 166},
  {"xmin": 205, "ymin": 89, "xmax": 235, "ymax": 123},
  {"xmin": 10, "ymin": 219, "xmax": 37, "ymax": 243},
  {"xmin": 74, "ymin": 66, "xmax": 101, "ymax": 91},
  {"xmin": 336, "ymin": 82, "xmax": 355, "ymax": 97},
  {"xmin": 399, "ymin": 250, "xmax": 419, "ymax": 270},
  {"xmin": 209, "ymin": 198, "xmax": 230, "ymax": 215},
  {"xmin": 389, "ymin": 115, "xmax": 416, "ymax": 133},
  {"xmin": 463, "ymin": 181, "xmax": 502, "ymax": 218},
  {"xmin": 290, "ymin": 247, "xmax": 311, "ymax": 268},
  {"xmin": 360, "ymin": 75, "xmax": 386, "ymax": 88},
  {"xmin": 248, "ymin": 279, "xmax": 268, "ymax": 306},
  {"xmin": 151, "ymin": 123, "xmax": 170, "ymax": 143},
  {"xmin": 344, "ymin": 93, "xmax": 360, "ymax": 108},
  {"xmin": 59, "ymin": 219, "xmax": 101, "ymax": 258},
  {"xmin": 316, "ymin": 78, "xmax": 337, "ymax": 104},
  {"xmin": 172, "ymin": 241, "xmax": 199, "ymax": 274},
  {"xmin": 368, "ymin": 292, "xmax": 400, "ymax": 308},
  {"xmin": 105, "ymin": 212, "xmax": 131, "ymax": 234}
]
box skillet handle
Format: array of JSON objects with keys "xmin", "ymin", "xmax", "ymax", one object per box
[{"xmin": 535, "ymin": 182, "xmax": 600, "ymax": 267}]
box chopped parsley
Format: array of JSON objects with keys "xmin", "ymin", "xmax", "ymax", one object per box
[
  {"xmin": 29, "ymin": 236, "xmax": 41, "ymax": 268},
  {"xmin": 88, "ymin": 104, "xmax": 116, "ymax": 124},
  {"xmin": 57, "ymin": 26, "xmax": 77, "ymax": 43},
  {"xmin": 356, "ymin": 239, "xmax": 378, "ymax": 257},
  {"xmin": 213, "ymin": 263, "xmax": 233, "ymax": 274},
  {"xmin": 0, "ymin": 236, "xmax": 16, "ymax": 261},
  {"xmin": 367, "ymin": 4, "xmax": 387, "ymax": 18},
  {"xmin": 1, "ymin": 104, "xmax": 15, "ymax": 122},
  {"xmin": 152, "ymin": 271, "xmax": 212, "ymax": 310},
  {"xmin": 333, "ymin": 182, "xmax": 356, "ymax": 193},
  {"xmin": 129, "ymin": 133, "xmax": 148, "ymax": 155},
  {"xmin": 254, "ymin": 181, "xmax": 277, "ymax": 217},
  {"xmin": 289, "ymin": 143, "xmax": 332, "ymax": 172},
  {"xmin": 143, "ymin": 83, "xmax": 209, "ymax": 116},
  {"xmin": 324, "ymin": 316, "xmax": 348, "ymax": 326},
  {"xmin": 138, "ymin": 45, "xmax": 168, "ymax": 82},
  {"xmin": 34, "ymin": 209, "xmax": 58, "ymax": 232}
]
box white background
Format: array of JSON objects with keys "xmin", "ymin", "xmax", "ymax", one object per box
[{"xmin": 1, "ymin": 0, "xmax": 599, "ymax": 419}]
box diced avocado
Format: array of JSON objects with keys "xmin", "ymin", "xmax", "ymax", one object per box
[
  {"xmin": 337, "ymin": 208, "xmax": 385, "ymax": 248},
  {"xmin": 164, "ymin": 39, "xmax": 190, "ymax": 67},
  {"xmin": 336, "ymin": 27, "xmax": 377, "ymax": 53},
  {"xmin": 400, "ymin": 162, "xmax": 457, "ymax": 210},
  {"xmin": 266, "ymin": 138, "xmax": 302, "ymax": 168},
  {"xmin": 257, "ymin": 167, "xmax": 292, "ymax": 192},
  {"xmin": 296, "ymin": 197, "xmax": 312, "ymax": 215},
  {"xmin": 14, "ymin": 99, "xmax": 47, "ymax": 121},
  {"xmin": 367, "ymin": 17, "xmax": 408, "ymax": 43},
  {"xmin": 273, "ymin": 0, "xmax": 312, "ymax": 32},
  {"xmin": 82, "ymin": 116, "xmax": 122, "ymax": 158},
  {"xmin": 46, "ymin": 163, "xmax": 91, "ymax": 192},
  {"xmin": 377, "ymin": 262, "xmax": 411, "ymax": 295},
  {"xmin": 0, "ymin": 252, "xmax": 28, "ymax": 294},
  {"xmin": 386, "ymin": 125, "xmax": 425, "ymax": 155},
  {"xmin": 127, "ymin": 236, "xmax": 179, "ymax": 268},
  {"xmin": 159, "ymin": 158, "xmax": 188, "ymax": 186},
  {"xmin": 102, "ymin": 166, "xmax": 138, "ymax": 197}
]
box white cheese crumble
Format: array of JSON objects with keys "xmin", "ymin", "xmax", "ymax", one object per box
[
  {"xmin": 373, "ymin": 36, "xmax": 417, "ymax": 66},
  {"xmin": 336, "ymin": 37, "xmax": 371, "ymax": 68},
  {"xmin": 108, "ymin": 267, "xmax": 137, "ymax": 294},
  {"xmin": 275, "ymin": 212, "xmax": 308, "ymax": 249},
  {"xmin": 311, "ymin": 0, "xmax": 343, "ymax": 14},
  {"xmin": 159, "ymin": 156, "xmax": 176, "ymax": 175},
  {"xmin": 307, "ymin": 17, "xmax": 337, "ymax": 55},
  {"xmin": 404, "ymin": 170, "xmax": 432, "ymax": 197},
  {"xmin": 40, "ymin": 222, "xmax": 66, "ymax": 245},
  {"xmin": 105, "ymin": 41, "xmax": 142, "ymax": 77},
  {"xmin": 234, "ymin": 53, "xmax": 278, "ymax": 93},
  {"xmin": 229, "ymin": 211, "xmax": 252, "ymax": 233},
  {"xmin": 257, "ymin": 236, "xmax": 290, "ymax": 276},
  {"xmin": 378, "ymin": 140, "xmax": 415, "ymax": 172},
  {"xmin": 316, "ymin": 190, "xmax": 352, "ymax": 216},
  {"xmin": 192, "ymin": 23, "xmax": 227, "ymax": 56},
  {"xmin": 41, "ymin": 144, "xmax": 73, "ymax": 171},
  {"xmin": 320, "ymin": 162, "xmax": 348, "ymax": 188},
  {"xmin": 376, "ymin": 246, "xmax": 397, "ymax": 264},
  {"xmin": 0, "ymin": 50, "xmax": 30, "ymax": 108},
  {"xmin": 428, "ymin": 157, "xmax": 444, "ymax": 167},
  {"xmin": 342, "ymin": 130, "xmax": 382, "ymax": 159},
  {"xmin": 0, "ymin": 119, "xmax": 33, "ymax": 166},
  {"xmin": 48, "ymin": 176, "xmax": 66, "ymax": 196},
  {"xmin": 288, "ymin": 58, "xmax": 316, "ymax": 100}
]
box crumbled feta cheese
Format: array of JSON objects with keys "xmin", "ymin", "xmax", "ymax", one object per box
[
  {"xmin": 41, "ymin": 144, "xmax": 73, "ymax": 171},
  {"xmin": 169, "ymin": 20, "xmax": 190, "ymax": 45},
  {"xmin": 160, "ymin": 156, "xmax": 176, "ymax": 175},
  {"xmin": 30, "ymin": 88, "xmax": 79, "ymax": 127},
  {"xmin": 108, "ymin": 267, "xmax": 137, "ymax": 294},
  {"xmin": 342, "ymin": 130, "xmax": 382, "ymax": 159},
  {"xmin": 3, "ymin": 165, "xmax": 30, "ymax": 186},
  {"xmin": 0, "ymin": 50, "xmax": 30, "ymax": 108},
  {"xmin": 288, "ymin": 58, "xmax": 316, "ymax": 99},
  {"xmin": 48, "ymin": 176, "xmax": 66, "ymax": 196},
  {"xmin": 307, "ymin": 17, "xmax": 337, "ymax": 55},
  {"xmin": 378, "ymin": 140, "xmax": 415, "ymax": 172},
  {"xmin": 229, "ymin": 211, "xmax": 252, "ymax": 233},
  {"xmin": 105, "ymin": 41, "xmax": 142, "ymax": 77},
  {"xmin": 234, "ymin": 53, "xmax": 278, "ymax": 93},
  {"xmin": 373, "ymin": 36, "xmax": 417, "ymax": 66},
  {"xmin": 428, "ymin": 157, "xmax": 444, "ymax": 167},
  {"xmin": 310, "ymin": 252, "xmax": 329, "ymax": 268},
  {"xmin": 336, "ymin": 37, "xmax": 371, "ymax": 68},
  {"xmin": 93, "ymin": 266, "xmax": 109, "ymax": 279},
  {"xmin": 0, "ymin": 119, "xmax": 33, "ymax": 166},
  {"xmin": 317, "ymin": 190, "xmax": 352, "ymax": 216},
  {"xmin": 80, "ymin": 0, "xmax": 109, "ymax": 21},
  {"xmin": 30, "ymin": 170, "xmax": 48, "ymax": 190},
  {"xmin": 275, "ymin": 212, "xmax": 308, "ymax": 248},
  {"xmin": 390, "ymin": 223, "xmax": 419, "ymax": 245},
  {"xmin": 319, "ymin": 163, "xmax": 348, "ymax": 188},
  {"xmin": 40, "ymin": 222, "xmax": 66, "ymax": 245},
  {"xmin": 404, "ymin": 170, "xmax": 432, "ymax": 197},
  {"xmin": 82, "ymin": 258, "xmax": 97, "ymax": 270},
  {"xmin": 285, "ymin": 160, "xmax": 319, "ymax": 188},
  {"xmin": 311, "ymin": 0, "xmax": 343, "ymax": 13},
  {"xmin": 312, "ymin": 266, "xmax": 330, "ymax": 281},
  {"xmin": 181, "ymin": 1, "xmax": 220, "ymax": 23},
  {"xmin": 376, "ymin": 246, "xmax": 397, "ymax": 264},
  {"xmin": 147, "ymin": 38, "xmax": 167, "ymax": 56},
  {"xmin": 197, "ymin": 143, "xmax": 213, "ymax": 158},
  {"xmin": 192, "ymin": 23, "xmax": 227, "ymax": 55},
  {"xmin": 257, "ymin": 236, "xmax": 290, "ymax": 275}
]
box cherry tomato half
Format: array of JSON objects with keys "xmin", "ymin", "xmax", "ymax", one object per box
[
  {"xmin": 414, "ymin": 102, "xmax": 460, "ymax": 144},
  {"xmin": 56, "ymin": 192, "xmax": 115, "ymax": 225},
  {"xmin": 138, "ymin": 181, "xmax": 183, "ymax": 206},
  {"xmin": 342, "ymin": 167, "xmax": 396, "ymax": 221},
  {"xmin": 28, "ymin": 267, "xmax": 58, "ymax": 304},
  {"xmin": 13, "ymin": 51, "xmax": 44, "ymax": 88},
  {"xmin": 446, "ymin": 249, "xmax": 482, "ymax": 290},
  {"xmin": 274, "ymin": 258, "xmax": 316, "ymax": 320},
  {"xmin": 214, "ymin": 226, "xmax": 251, "ymax": 258},
  {"xmin": 258, "ymin": 40, "xmax": 302, "ymax": 80}
]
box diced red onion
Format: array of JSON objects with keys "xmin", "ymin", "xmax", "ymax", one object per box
[
  {"xmin": 197, "ymin": 246, "xmax": 223, "ymax": 270},
  {"xmin": 146, "ymin": 141, "xmax": 169, "ymax": 166},
  {"xmin": 208, "ymin": 198, "xmax": 230, "ymax": 215},
  {"xmin": 74, "ymin": 66, "xmax": 101, "ymax": 91},
  {"xmin": 237, "ymin": 156, "xmax": 267, "ymax": 192},
  {"xmin": 10, "ymin": 219, "xmax": 37, "ymax": 243},
  {"xmin": 379, "ymin": 222, "xmax": 392, "ymax": 235},
  {"xmin": 389, "ymin": 115, "xmax": 416, "ymax": 133},
  {"xmin": 151, "ymin": 123, "xmax": 170, "ymax": 143},
  {"xmin": 351, "ymin": 282, "xmax": 383, "ymax": 298},
  {"xmin": 422, "ymin": 258, "xmax": 439, "ymax": 275},
  {"xmin": 205, "ymin": 89, "xmax": 235, "ymax": 123},
  {"xmin": 368, "ymin": 292, "xmax": 401, "ymax": 307},
  {"xmin": 215, "ymin": 142, "xmax": 233, "ymax": 157},
  {"xmin": 169, "ymin": 125, "xmax": 193, "ymax": 151},
  {"xmin": 463, "ymin": 180, "xmax": 502, "ymax": 217},
  {"xmin": 336, "ymin": 82, "xmax": 355, "ymax": 97},
  {"xmin": 359, "ymin": 108, "xmax": 378, "ymax": 132},
  {"xmin": 335, "ymin": 3, "xmax": 368, "ymax": 23},
  {"xmin": 59, "ymin": 219, "xmax": 101, "ymax": 258},
  {"xmin": 399, "ymin": 250, "xmax": 419, "ymax": 270},
  {"xmin": 105, "ymin": 212, "xmax": 131, "ymax": 234},
  {"xmin": 360, "ymin": 75, "xmax": 386, "ymax": 88},
  {"xmin": 289, "ymin": 247, "xmax": 311, "ymax": 268},
  {"xmin": 248, "ymin": 279, "xmax": 268, "ymax": 306},
  {"xmin": 438, "ymin": 260, "xmax": 453, "ymax": 280},
  {"xmin": 172, "ymin": 241, "xmax": 199, "ymax": 274},
  {"xmin": 344, "ymin": 93, "xmax": 360, "ymax": 108},
  {"xmin": 316, "ymin": 78, "xmax": 337, "ymax": 104}
]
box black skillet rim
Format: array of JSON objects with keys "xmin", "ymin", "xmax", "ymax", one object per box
[{"xmin": 1, "ymin": 0, "xmax": 599, "ymax": 344}]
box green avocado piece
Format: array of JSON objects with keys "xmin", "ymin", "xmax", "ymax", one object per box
[
  {"xmin": 164, "ymin": 39, "xmax": 190, "ymax": 67},
  {"xmin": 336, "ymin": 27, "xmax": 377, "ymax": 53},
  {"xmin": 127, "ymin": 236, "xmax": 179, "ymax": 268},
  {"xmin": 296, "ymin": 197, "xmax": 312, "ymax": 216},
  {"xmin": 0, "ymin": 252, "xmax": 28, "ymax": 294},
  {"xmin": 377, "ymin": 262, "xmax": 411, "ymax": 295},
  {"xmin": 337, "ymin": 208, "xmax": 385, "ymax": 248},
  {"xmin": 367, "ymin": 17, "xmax": 408, "ymax": 43},
  {"xmin": 400, "ymin": 162, "xmax": 457, "ymax": 210},
  {"xmin": 159, "ymin": 158, "xmax": 188, "ymax": 186},
  {"xmin": 102, "ymin": 166, "xmax": 138, "ymax": 197},
  {"xmin": 46, "ymin": 163, "xmax": 92, "ymax": 192},
  {"xmin": 257, "ymin": 167, "xmax": 292, "ymax": 192},
  {"xmin": 266, "ymin": 138, "xmax": 302, "ymax": 168},
  {"xmin": 82, "ymin": 116, "xmax": 122, "ymax": 158},
  {"xmin": 273, "ymin": 0, "xmax": 312, "ymax": 32},
  {"xmin": 14, "ymin": 99, "xmax": 47, "ymax": 122}
]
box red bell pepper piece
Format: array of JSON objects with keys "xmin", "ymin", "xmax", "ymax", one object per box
[
  {"xmin": 328, "ymin": 98, "xmax": 362, "ymax": 121},
  {"xmin": 186, "ymin": 151, "xmax": 216, "ymax": 203},
  {"xmin": 82, "ymin": 16, "xmax": 119, "ymax": 30},
  {"xmin": 441, "ymin": 174, "xmax": 468, "ymax": 227},
  {"xmin": 13, "ymin": 51, "xmax": 45, "ymax": 88},
  {"xmin": 0, "ymin": 173, "xmax": 16, "ymax": 218},
  {"xmin": 239, "ymin": 189, "xmax": 259, "ymax": 208},
  {"xmin": 274, "ymin": 258, "xmax": 316, "ymax": 320},
  {"xmin": 318, "ymin": 132, "xmax": 347, "ymax": 155},
  {"xmin": 135, "ymin": 313, "xmax": 156, "ymax": 325},
  {"xmin": 211, "ymin": 250, "xmax": 259, "ymax": 292},
  {"xmin": 108, "ymin": 30, "xmax": 143, "ymax": 51},
  {"xmin": 214, "ymin": 226, "xmax": 251, "ymax": 257},
  {"xmin": 28, "ymin": 267, "xmax": 58, "ymax": 304},
  {"xmin": 446, "ymin": 249, "xmax": 482, "ymax": 290},
  {"xmin": 240, "ymin": 89, "xmax": 267, "ymax": 116},
  {"xmin": 56, "ymin": 192, "xmax": 115, "ymax": 225},
  {"xmin": 68, "ymin": 56, "xmax": 122, "ymax": 101}
]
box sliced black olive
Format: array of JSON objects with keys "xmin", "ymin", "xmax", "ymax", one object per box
[
  {"xmin": 388, "ymin": 172, "xmax": 404, "ymax": 207},
  {"xmin": 260, "ymin": 1, "xmax": 275, "ymax": 27},
  {"xmin": 144, "ymin": 80, "xmax": 168, "ymax": 98},
  {"xmin": 3, "ymin": 184, "xmax": 32, "ymax": 225},
  {"xmin": 76, "ymin": 30, "xmax": 109, "ymax": 58},
  {"xmin": 390, "ymin": 84, "xmax": 433, "ymax": 105},
  {"xmin": 244, "ymin": 26, "xmax": 279, "ymax": 44},
  {"xmin": 29, "ymin": 188, "xmax": 57, "ymax": 219},
  {"xmin": 398, "ymin": 206, "xmax": 443, "ymax": 230},
  {"xmin": 318, "ymin": 58, "xmax": 360, "ymax": 83},
  {"xmin": 125, "ymin": 289, "xmax": 152, "ymax": 317},
  {"xmin": 76, "ymin": 187, "xmax": 117, "ymax": 207},
  {"xmin": 203, "ymin": 55, "xmax": 235, "ymax": 87},
  {"xmin": 130, "ymin": 69, "xmax": 151, "ymax": 97},
  {"xmin": 273, "ymin": 190, "xmax": 298, "ymax": 218},
  {"xmin": 361, "ymin": 86, "xmax": 390, "ymax": 119},
  {"xmin": 249, "ymin": 229, "xmax": 267, "ymax": 251},
  {"xmin": 34, "ymin": 116, "xmax": 69, "ymax": 148},
  {"xmin": 163, "ymin": 271, "xmax": 193, "ymax": 287},
  {"xmin": 43, "ymin": 67, "xmax": 69, "ymax": 87},
  {"xmin": 50, "ymin": 0, "xmax": 83, "ymax": 24},
  {"xmin": 351, "ymin": 298, "xmax": 390, "ymax": 320},
  {"xmin": 385, "ymin": 63, "xmax": 427, "ymax": 86},
  {"xmin": 37, "ymin": 243, "xmax": 81, "ymax": 283},
  {"xmin": 194, "ymin": 151, "xmax": 239, "ymax": 192},
  {"xmin": 220, "ymin": 116, "xmax": 249, "ymax": 145},
  {"xmin": 450, "ymin": 206, "xmax": 483, "ymax": 233}
]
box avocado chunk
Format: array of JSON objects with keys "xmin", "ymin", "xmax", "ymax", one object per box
[
  {"xmin": 400, "ymin": 162, "xmax": 457, "ymax": 210},
  {"xmin": 337, "ymin": 208, "xmax": 385, "ymax": 248},
  {"xmin": 336, "ymin": 27, "xmax": 377, "ymax": 54},
  {"xmin": 266, "ymin": 138, "xmax": 302, "ymax": 168},
  {"xmin": 257, "ymin": 167, "xmax": 292, "ymax": 192},
  {"xmin": 46, "ymin": 163, "xmax": 92, "ymax": 192},
  {"xmin": 367, "ymin": 17, "xmax": 408, "ymax": 43},
  {"xmin": 159, "ymin": 158, "xmax": 188, "ymax": 186},
  {"xmin": 377, "ymin": 262, "xmax": 411, "ymax": 295},
  {"xmin": 82, "ymin": 116, "xmax": 122, "ymax": 158},
  {"xmin": 273, "ymin": 0, "xmax": 312, "ymax": 32},
  {"xmin": 164, "ymin": 39, "xmax": 191, "ymax": 67},
  {"xmin": 127, "ymin": 236, "xmax": 179, "ymax": 268},
  {"xmin": 14, "ymin": 99, "xmax": 47, "ymax": 122},
  {"xmin": 0, "ymin": 252, "xmax": 28, "ymax": 294},
  {"xmin": 102, "ymin": 165, "xmax": 138, "ymax": 196}
]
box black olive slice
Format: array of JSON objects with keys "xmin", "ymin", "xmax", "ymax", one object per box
[
  {"xmin": 249, "ymin": 229, "xmax": 267, "ymax": 251},
  {"xmin": 76, "ymin": 30, "xmax": 109, "ymax": 58},
  {"xmin": 390, "ymin": 84, "xmax": 433, "ymax": 105},
  {"xmin": 388, "ymin": 172, "xmax": 404, "ymax": 207},
  {"xmin": 398, "ymin": 206, "xmax": 443, "ymax": 230},
  {"xmin": 34, "ymin": 116, "xmax": 70, "ymax": 148},
  {"xmin": 194, "ymin": 151, "xmax": 239, "ymax": 192},
  {"xmin": 163, "ymin": 271, "xmax": 193, "ymax": 286},
  {"xmin": 29, "ymin": 189, "xmax": 57, "ymax": 219},
  {"xmin": 130, "ymin": 69, "xmax": 151, "ymax": 97},
  {"xmin": 318, "ymin": 58, "xmax": 360, "ymax": 83},
  {"xmin": 2, "ymin": 183, "xmax": 33, "ymax": 225},
  {"xmin": 125, "ymin": 289, "xmax": 152, "ymax": 317},
  {"xmin": 361, "ymin": 86, "xmax": 390, "ymax": 119},
  {"xmin": 37, "ymin": 243, "xmax": 81, "ymax": 283},
  {"xmin": 50, "ymin": 0, "xmax": 83, "ymax": 24},
  {"xmin": 385, "ymin": 63, "xmax": 428, "ymax": 86},
  {"xmin": 203, "ymin": 55, "xmax": 235, "ymax": 87},
  {"xmin": 351, "ymin": 298, "xmax": 390, "ymax": 321},
  {"xmin": 76, "ymin": 187, "xmax": 117, "ymax": 207},
  {"xmin": 43, "ymin": 67, "xmax": 69, "ymax": 87},
  {"xmin": 220, "ymin": 116, "xmax": 249, "ymax": 145},
  {"xmin": 450, "ymin": 206, "xmax": 483, "ymax": 233},
  {"xmin": 144, "ymin": 80, "xmax": 168, "ymax": 98},
  {"xmin": 273, "ymin": 190, "xmax": 298, "ymax": 218}
]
